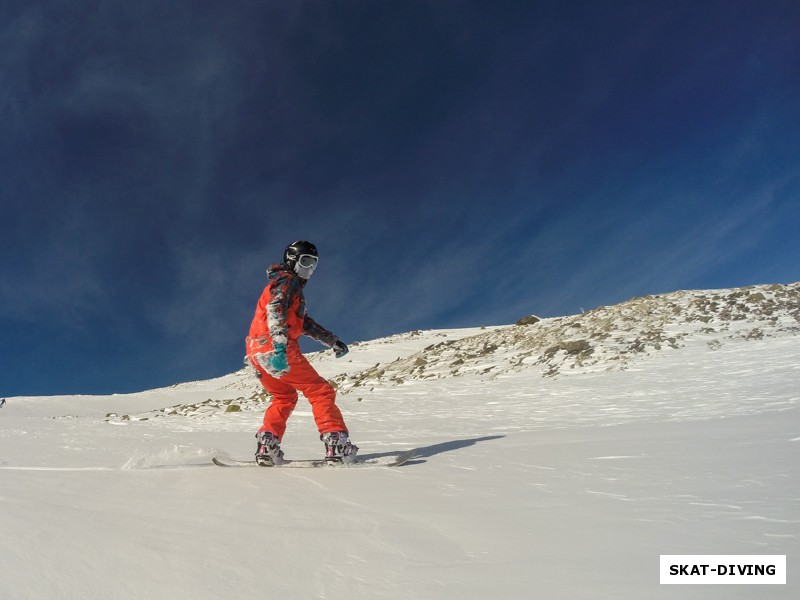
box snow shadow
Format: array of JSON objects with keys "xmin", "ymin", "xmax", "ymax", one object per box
[
  {"xmin": 410, "ymin": 435, "xmax": 505, "ymax": 461},
  {"xmin": 360, "ymin": 435, "xmax": 504, "ymax": 464}
]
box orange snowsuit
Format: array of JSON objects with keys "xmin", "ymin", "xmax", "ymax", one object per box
[{"xmin": 245, "ymin": 264, "xmax": 348, "ymax": 439}]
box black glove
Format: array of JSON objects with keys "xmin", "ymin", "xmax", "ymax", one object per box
[{"xmin": 333, "ymin": 340, "xmax": 349, "ymax": 358}]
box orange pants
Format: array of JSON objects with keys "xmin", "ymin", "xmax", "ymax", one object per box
[{"xmin": 246, "ymin": 338, "xmax": 347, "ymax": 439}]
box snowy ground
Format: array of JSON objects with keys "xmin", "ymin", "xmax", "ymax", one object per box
[{"xmin": 1, "ymin": 317, "xmax": 798, "ymax": 598}]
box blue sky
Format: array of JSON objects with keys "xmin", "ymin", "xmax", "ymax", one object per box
[{"xmin": 2, "ymin": 1, "xmax": 799, "ymax": 396}]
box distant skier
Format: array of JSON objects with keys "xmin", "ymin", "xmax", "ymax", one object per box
[
  {"xmin": 245, "ymin": 241, "xmax": 357, "ymax": 466},
  {"xmin": 0, "ymin": 398, "xmax": 5, "ymax": 408}
]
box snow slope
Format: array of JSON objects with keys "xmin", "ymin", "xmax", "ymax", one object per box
[{"xmin": 1, "ymin": 283, "xmax": 798, "ymax": 599}]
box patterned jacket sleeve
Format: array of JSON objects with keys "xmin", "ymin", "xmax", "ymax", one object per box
[
  {"xmin": 266, "ymin": 272, "xmax": 299, "ymax": 346},
  {"xmin": 303, "ymin": 315, "xmax": 338, "ymax": 348}
]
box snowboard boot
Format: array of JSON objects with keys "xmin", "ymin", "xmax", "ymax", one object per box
[
  {"xmin": 321, "ymin": 431, "xmax": 359, "ymax": 464},
  {"xmin": 255, "ymin": 431, "xmax": 285, "ymax": 466}
]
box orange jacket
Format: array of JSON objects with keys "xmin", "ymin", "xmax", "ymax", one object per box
[{"xmin": 248, "ymin": 264, "xmax": 337, "ymax": 349}]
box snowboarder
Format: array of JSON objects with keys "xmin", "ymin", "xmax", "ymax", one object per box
[{"xmin": 245, "ymin": 241, "xmax": 357, "ymax": 466}]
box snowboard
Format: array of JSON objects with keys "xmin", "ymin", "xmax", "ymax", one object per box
[{"xmin": 212, "ymin": 448, "xmax": 417, "ymax": 469}]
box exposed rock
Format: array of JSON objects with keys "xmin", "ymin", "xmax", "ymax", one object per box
[{"xmin": 515, "ymin": 315, "xmax": 541, "ymax": 326}]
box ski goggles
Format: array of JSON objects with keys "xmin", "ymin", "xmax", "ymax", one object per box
[{"xmin": 297, "ymin": 254, "xmax": 318, "ymax": 269}]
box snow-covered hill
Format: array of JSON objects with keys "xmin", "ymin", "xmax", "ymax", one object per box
[
  {"xmin": 334, "ymin": 282, "xmax": 800, "ymax": 386},
  {"xmin": 103, "ymin": 282, "xmax": 800, "ymax": 423},
  {"xmin": 1, "ymin": 283, "xmax": 798, "ymax": 599}
]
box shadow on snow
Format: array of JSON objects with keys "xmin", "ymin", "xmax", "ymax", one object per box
[{"xmin": 360, "ymin": 435, "xmax": 505, "ymax": 464}]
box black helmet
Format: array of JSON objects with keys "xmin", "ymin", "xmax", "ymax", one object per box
[{"xmin": 284, "ymin": 240, "xmax": 319, "ymax": 279}]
